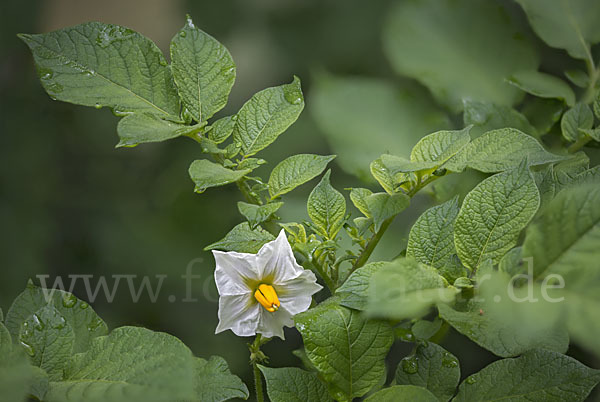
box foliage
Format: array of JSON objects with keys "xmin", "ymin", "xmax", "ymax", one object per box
[{"xmin": 13, "ymin": 0, "xmax": 600, "ymax": 400}]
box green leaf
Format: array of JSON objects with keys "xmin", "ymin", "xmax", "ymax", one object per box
[
  {"xmin": 522, "ymin": 185, "xmax": 600, "ymax": 355},
  {"xmin": 205, "ymin": 222, "xmax": 275, "ymax": 253},
  {"xmin": 258, "ymin": 366, "xmax": 329, "ymax": 402},
  {"xmin": 208, "ymin": 115, "xmax": 235, "ymax": 144},
  {"xmin": 410, "ymin": 127, "xmax": 472, "ymax": 164},
  {"xmin": 379, "ymin": 155, "xmax": 438, "ymax": 174},
  {"xmin": 463, "ymin": 100, "xmax": 538, "ymax": 138},
  {"xmin": 564, "ymin": 69, "xmax": 589, "ymax": 88},
  {"xmin": 522, "ymin": 98, "xmax": 565, "ymax": 136},
  {"xmin": 364, "ymin": 192, "xmax": 410, "ymax": 231},
  {"xmin": 19, "ymin": 23, "xmax": 180, "ymax": 118},
  {"xmin": 364, "ymin": 385, "xmax": 438, "ymax": 402},
  {"xmin": 232, "ymin": 76, "xmax": 304, "ymax": 157},
  {"xmin": 295, "ymin": 298, "xmax": 394, "ymax": 401},
  {"xmin": 0, "ymin": 346, "xmax": 32, "ymax": 402},
  {"xmin": 349, "ymin": 188, "xmax": 373, "ymax": 217},
  {"xmin": 579, "ymin": 127, "xmax": 600, "ymax": 141},
  {"xmin": 411, "ymin": 318, "xmax": 443, "ymax": 341},
  {"xmin": 310, "ymin": 75, "xmax": 449, "ymax": 179},
  {"xmin": 189, "ymin": 356, "xmax": 249, "ymax": 402},
  {"xmin": 268, "ymin": 154, "xmax": 336, "ymax": 199},
  {"xmin": 446, "ymin": 128, "xmax": 564, "ymax": 173},
  {"xmin": 383, "ymin": 0, "xmax": 538, "ymax": 112},
  {"xmin": 116, "ymin": 113, "xmax": 202, "ymax": 147},
  {"xmin": 366, "ymin": 258, "xmax": 457, "ymax": 320},
  {"xmin": 237, "ymin": 201, "xmax": 283, "ymax": 229},
  {"xmin": 45, "ymin": 326, "xmax": 196, "ymax": 402},
  {"xmin": 170, "ymin": 16, "xmax": 235, "ymax": 123},
  {"xmin": 507, "ymin": 70, "xmax": 575, "ymax": 107},
  {"xmin": 370, "ymin": 158, "xmax": 399, "ymax": 194},
  {"xmin": 438, "ymin": 299, "xmax": 568, "ymax": 358},
  {"xmin": 515, "ymin": 0, "xmax": 600, "ymax": 60},
  {"xmin": 454, "ymin": 162, "xmax": 540, "ymax": 271},
  {"xmin": 19, "ymin": 305, "xmax": 75, "ymax": 381},
  {"xmin": 0, "ymin": 322, "xmax": 11, "ymax": 356},
  {"xmin": 407, "ymin": 197, "xmax": 462, "ymax": 277},
  {"xmin": 5, "ymin": 281, "xmax": 107, "ymax": 353},
  {"xmin": 29, "ymin": 366, "xmax": 50, "ymax": 401},
  {"xmin": 561, "ymin": 103, "xmax": 594, "ymax": 142},
  {"xmin": 336, "ymin": 262, "xmax": 388, "ymax": 311},
  {"xmin": 188, "ymin": 160, "xmax": 251, "ymax": 193},
  {"xmin": 395, "ymin": 342, "xmax": 460, "ymax": 402},
  {"xmin": 454, "ymin": 349, "xmax": 600, "ymax": 401},
  {"xmin": 307, "ymin": 171, "xmax": 346, "ymax": 240}
]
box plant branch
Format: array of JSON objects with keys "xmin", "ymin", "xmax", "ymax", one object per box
[
  {"xmin": 304, "ymin": 258, "xmax": 336, "ymax": 293},
  {"xmin": 568, "ymin": 135, "xmax": 592, "ymax": 153},
  {"xmin": 253, "ymin": 362, "xmax": 265, "ymax": 402}
]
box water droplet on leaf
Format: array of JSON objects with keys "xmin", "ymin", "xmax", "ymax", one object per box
[
  {"xmin": 62, "ymin": 293, "xmax": 77, "ymax": 308},
  {"xmin": 401, "ymin": 356, "xmax": 419, "ymax": 374},
  {"xmin": 80, "ymin": 302, "xmax": 89, "ymax": 309},
  {"xmin": 179, "ymin": 31, "xmax": 187, "ymax": 38},
  {"xmin": 20, "ymin": 341, "xmax": 35, "ymax": 357},
  {"xmin": 466, "ymin": 376, "xmax": 477, "ymax": 384},
  {"xmin": 442, "ymin": 352, "xmax": 458, "ymax": 368},
  {"xmin": 32, "ymin": 314, "xmax": 44, "ymax": 331}
]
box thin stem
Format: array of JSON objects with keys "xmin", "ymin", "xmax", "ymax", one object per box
[
  {"xmin": 304, "ymin": 259, "xmax": 336, "ymax": 293},
  {"xmin": 568, "ymin": 135, "xmax": 592, "ymax": 153},
  {"xmin": 582, "ymin": 55, "xmax": 599, "ymax": 104},
  {"xmin": 253, "ymin": 362, "xmax": 265, "ymax": 402},
  {"xmin": 236, "ymin": 179, "xmax": 262, "ymax": 205},
  {"xmin": 347, "ymin": 174, "xmax": 442, "ymax": 276}
]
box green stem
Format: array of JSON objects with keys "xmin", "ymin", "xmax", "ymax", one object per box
[
  {"xmin": 568, "ymin": 135, "xmax": 592, "ymax": 153},
  {"xmin": 236, "ymin": 179, "xmax": 262, "ymax": 205},
  {"xmin": 582, "ymin": 55, "xmax": 599, "ymax": 104},
  {"xmin": 304, "ymin": 259, "xmax": 336, "ymax": 293},
  {"xmin": 253, "ymin": 362, "xmax": 265, "ymax": 402},
  {"xmin": 348, "ymin": 174, "xmax": 441, "ymax": 275}
]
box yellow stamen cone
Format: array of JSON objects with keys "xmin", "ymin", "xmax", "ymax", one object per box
[{"xmin": 254, "ymin": 284, "xmax": 280, "ymax": 312}]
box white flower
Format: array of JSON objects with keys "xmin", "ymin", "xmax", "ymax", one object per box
[{"xmin": 213, "ymin": 229, "xmax": 322, "ymax": 339}]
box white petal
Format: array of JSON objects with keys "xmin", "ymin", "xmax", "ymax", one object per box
[
  {"xmin": 256, "ymin": 306, "xmax": 294, "ymax": 339},
  {"xmin": 256, "ymin": 229, "xmax": 304, "ymax": 283},
  {"xmin": 278, "ymin": 270, "xmax": 323, "ymax": 315},
  {"xmin": 213, "ymin": 250, "xmax": 259, "ymax": 296},
  {"xmin": 215, "ymin": 293, "xmax": 260, "ymax": 337}
]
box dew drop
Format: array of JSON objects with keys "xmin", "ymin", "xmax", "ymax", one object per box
[
  {"xmin": 80, "ymin": 302, "xmax": 89, "ymax": 310},
  {"xmin": 45, "ymin": 82, "xmax": 64, "ymax": 94},
  {"xmin": 466, "ymin": 376, "xmax": 477, "ymax": 384},
  {"xmin": 401, "ymin": 356, "xmax": 418, "ymax": 374},
  {"xmin": 62, "ymin": 293, "xmax": 77, "ymax": 308},
  {"xmin": 52, "ymin": 316, "xmax": 67, "ymax": 330},
  {"xmin": 442, "ymin": 353, "xmax": 458, "ymax": 368},
  {"xmin": 94, "ymin": 103, "xmax": 102, "ymax": 109},
  {"xmin": 20, "ymin": 341, "xmax": 35, "ymax": 357},
  {"xmin": 179, "ymin": 31, "xmax": 187, "ymax": 38},
  {"xmin": 32, "ymin": 314, "xmax": 44, "ymax": 331},
  {"xmin": 231, "ymin": 115, "xmax": 238, "ymax": 121}
]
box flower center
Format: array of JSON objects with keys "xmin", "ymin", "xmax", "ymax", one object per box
[{"xmin": 254, "ymin": 284, "xmax": 280, "ymax": 312}]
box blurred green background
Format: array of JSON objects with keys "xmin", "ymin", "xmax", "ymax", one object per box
[{"xmin": 1, "ymin": 0, "xmax": 598, "ymax": 400}]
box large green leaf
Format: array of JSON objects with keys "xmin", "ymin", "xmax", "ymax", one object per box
[
  {"xmin": 395, "ymin": 342, "xmax": 460, "ymax": 402},
  {"xmin": 349, "ymin": 188, "xmax": 373, "ymax": 218},
  {"xmin": 454, "ymin": 162, "xmax": 540, "ymax": 270},
  {"xmin": 438, "ymin": 299, "xmax": 568, "ymax": 358},
  {"xmin": 454, "ymin": 349, "xmax": 600, "ymax": 401},
  {"xmin": 410, "ymin": 127, "xmax": 471, "ymax": 165},
  {"xmin": 232, "ymin": 76, "xmax": 304, "ymax": 157},
  {"xmin": 19, "ymin": 22, "xmax": 180, "ymax": 118},
  {"xmin": 445, "ymin": 128, "xmax": 565, "ymax": 173},
  {"xmin": 307, "ymin": 171, "xmax": 346, "ymax": 240},
  {"xmin": 407, "ymin": 197, "xmax": 461, "ymax": 276},
  {"xmin": 188, "ymin": 356, "xmax": 249, "ymax": 402},
  {"xmin": 507, "ymin": 70, "xmax": 575, "ymax": 106},
  {"xmin": 364, "ymin": 385, "xmax": 437, "ymax": 402},
  {"xmin": 383, "ymin": 0, "xmax": 538, "ymax": 112},
  {"xmin": 188, "ymin": 160, "xmax": 251, "ymax": 193},
  {"xmin": 336, "ymin": 262, "xmax": 388, "ymax": 311},
  {"xmin": 268, "ymin": 154, "xmax": 336, "ymax": 199},
  {"xmin": 205, "ymin": 222, "xmax": 275, "ymax": 253},
  {"xmin": 19, "ymin": 305, "xmax": 75, "ymax": 381},
  {"xmin": 170, "ymin": 16, "xmax": 235, "ymax": 123},
  {"xmin": 45, "ymin": 326, "xmax": 196, "ymax": 402},
  {"xmin": 522, "ymin": 185, "xmax": 600, "ymax": 355},
  {"xmin": 515, "ymin": 0, "xmax": 600, "ymax": 60},
  {"xmin": 294, "ymin": 298, "xmax": 394, "ymax": 401},
  {"xmin": 463, "ymin": 100, "xmax": 538, "ymax": 138},
  {"xmin": 116, "ymin": 113, "xmax": 202, "ymax": 147},
  {"xmin": 5, "ymin": 281, "xmax": 107, "ymax": 353},
  {"xmin": 364, "ymin": 192, "xmax": 410, "ymax": 231},
  {"xmin": 258, "ymin": 366, "xmax": 329, "ymax": 402},
  {"xmin": 310, "ymin": 75, "xmax": 449, "ymax": 179},
  {"xmin": 0, "ymin": 343, "xmax": 32, "ymax": 402},
  {"xmin": 366, "ymin": 258, "xmax": 457, "ymax": 320}
]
